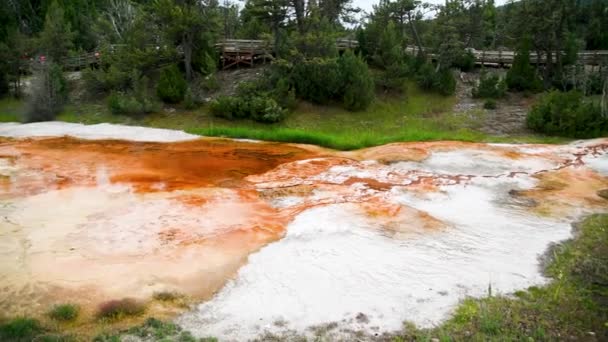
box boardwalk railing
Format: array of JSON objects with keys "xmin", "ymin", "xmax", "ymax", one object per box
[
  {"xmin": 405, "ymin": 46, "xmax": 608, "ymax": 66},
  {"xmin": 27, "ymin": 40, "xmax": 608, "ymax": 71}
]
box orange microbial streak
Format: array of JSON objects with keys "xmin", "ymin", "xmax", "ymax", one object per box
[{"xmin": 0, "ymin": 137, "xmax": 316, "ymax": 316}]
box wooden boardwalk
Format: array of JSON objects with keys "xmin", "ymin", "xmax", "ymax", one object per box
[
  {"xmin": 27, "ymin": 40, "xmax": 608, "ymax": 71},
  {"xmin": 405, "ymin": 46, "xmax": 608, "ymax": 67},
  {"xmin": 214, "ymin": 39, "xmax": 360, "ymax": 69}
]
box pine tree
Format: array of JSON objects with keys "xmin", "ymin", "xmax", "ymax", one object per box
[
  {"xmin": 506, "ymin": 37, "xmax": 542, "ymax": 92},
  {"xmin": 39, "ymin": 0, "xmax": 75, "ymax": 63}
]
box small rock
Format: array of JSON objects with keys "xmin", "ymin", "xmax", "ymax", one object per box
[
  {"xmin": 597, "ymin": 189, "xmax": 608, "ymax": 200},
  {"xmin": 431, "ymin": 338, "xmax": 440, "ymax": 342}
]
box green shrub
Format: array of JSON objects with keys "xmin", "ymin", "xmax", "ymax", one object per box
[
  {"xmin": 107, "ymin": 72, "xmax": 159, "ymax": 116},
  {"xmin": 473, "ymin": 73, "xmax": 507, "ymax": 99},
  {"xmin": 436, "ymin": 68, "xmax": 456, "ymax": 96},
  {"xmin": 415, "ymin": 63, "xmax": 437, "ymax": 91},
  {"xmin": 484, "ymin": 99, "xmax": 497, "ymax": 109},
  {"xmin": 183, "ymin": 88, "xmax": 196, "ymax": 110},
  {"xmin": 199, "ymin": 52, "xmax": 217, "ymax": 76},
  {"xmin": 527, "ymin": 91, "xmax": 608, "ymax": 138},
  {"xmin": 416, "ymin": 64, "xmax": 456, "ymax": 96},
  {"xmin": 48, "ymin": 303, "xmax": 80, "ymax": 322},
  {"xmin": 453, "ymin": 50, "xmax": 476, "ymax": 71},
  {"xmin": 96, "ymin": 298, "xmax": 146, "ymax": 320},
  {"xmin": 292, "ymin": 58, "xmax": 341, "ymax": 104},
  {"xmin": 157, "ymin": 65, "xmax": 187, "ymax": 103},
  {"xmin": 209, "ymin": 96, "xmax": 239, "ymax": 120},
  {"xmin": 210, "ymin": 95, "xmax": 286, "ymax": 123},
  {"xmin": 338, "ymin": 50, "xmax": 374, "ymax": 111},
  {"xmin": 25, "ymin": 62, "xmax": 67, "ymax": 122},
  {"xmin": 0, "ymin": 71, "xmax": 9, "ymax": 97},
  {"xmin": 82, "ymin": 65, "xmax": 131, "ymax": 94},
  {"xmin": 202, "ymin": 74, "xmax": 220, "ymax": 92},
  {"xmin": 0, "ymin": 317, "xmax": 43, "ymax": 341},
  {"xmin": 506, "ymin": 38, "xmax": 542, "ymax": 92}
]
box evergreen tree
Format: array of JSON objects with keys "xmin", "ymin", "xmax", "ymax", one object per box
[
  {"xmin": 39, "ymin": 0, "xmax": 74, "ymax": 63},
  {"xmin": 506, "ymin": 37, "xmax": 542, "ymax": 92},
  {"xmin": 339, "ymin": 50, "xmax": 374, "ymax": 111},
  {"xmin": 26, "ymin": 62, "xmax": 67, "ymax": 122}
]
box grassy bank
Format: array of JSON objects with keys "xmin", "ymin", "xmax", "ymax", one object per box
[
  {"xmin": 395, "ymin": 214, "xmax": 608, "ymax": 341},
  {"xmin": 0, "ymin": 83, "xmax": 566, "ymax": 150}
]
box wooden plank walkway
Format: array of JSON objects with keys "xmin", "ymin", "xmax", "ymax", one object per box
[
  {"xmin": 405, "ymin": 46, "xmax": 608, "ymax": 66},
  {"xmin": 26, "ymin": 40, "xmax": 608, "ymax": 71}
]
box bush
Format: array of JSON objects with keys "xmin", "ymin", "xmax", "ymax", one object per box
[
  {"xmin": 484, "ymin": 99, "xmax": 497, "ymax": 109},
  {"xmin": 210, "ymin": 95, "xmax": 286, "ymax": 123},
  {"xmin": 416, "ymin": 64, "xmax": 456, "ymax": 96},
  {"xmin": 292, "ymin": 58, "xmax": 341, "ymax": 104},
  {"xmin": 157, "ymin": 65, "xmax": 187, "ymax": 103},
  {"xmin": 202, "ymin": 74, "xmax": 220, "ymax": 92},
  {"xmin": 209, "ymin": 96, "xmax": 240, "ymax": 120},
  {"xmin": 473, "ymin": 73, "xmax": 507, "ymax": 99},
  {"xmin": 25, "ymin": 62, "xmax": 67, "ymax": 122},
  {"xmin": 436, "ymin": 68, "xmax": 456, "ymax": 96},
  {"xmin": 107, "ymin": 71, "xmax": 159, "ymax": 116},
  {"xmin": 506, "ymin": 38, "xmax": 542, "ymax": 92},
  {"xmin": 453, "ymin": 50, "xmax": 476, "ymax": 72},
  {"xmin": 97, "ymin": 298, "xmax": 146, "ymax": 320},
  {"xmin": 0, "ymin": 317, "xmax": 43, "ymax": 340},
  {"xmin": 48, "ymin": 303, "xmax": 80, "ymax": 322},
  {"xmin": 527, "ymin": 91, "xmax": 608, "ymax": 138},
  {"xmin": 183, "ymin": 88, "xmax": 196, "ymax": 110},
  {"xmin": 82, "ymin": 65, "xmax": 130, "ymax": 94},
  {"xmin": 338, "ymin": 50, "xmax": 374, "ymax": 111}
]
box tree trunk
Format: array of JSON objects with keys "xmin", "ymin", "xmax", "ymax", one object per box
[
  {"xmin": 183, "ymin": 32, "xmax": 193, "ymax": 81},
  {"xmin": 273, "ymin": 22, "xmax": 280, "ymax": 58},
  {"xmin": 293, "ymin": 0, "xmax": 305, "ymax": 34},
  {"xmin": 602, "ymin": 74, "xmax": 608, "ymax": 118},
  {"xmin": 407, "ymin": 12, "xmax": 424, "ymax": 56},
  {"xmin": 544, "ymin": 49, "xmax": 553, "ymax": 89}
]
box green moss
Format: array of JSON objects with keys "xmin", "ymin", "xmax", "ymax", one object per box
[{"xmin": 48, "ymin": 303, "xmax": 80, "ymax": 322}]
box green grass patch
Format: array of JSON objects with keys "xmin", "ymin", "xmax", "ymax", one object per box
[
  {"xmin": 0, "ymin": 317, "xmax": 44, "ymax": 341},
  {"xmin": 188, "ymin": 125, "xmax": 487, "ymax": 150},
  {"xmin": 395, "ymin": 214, "xmax": 608, "ymax": 341},
  {"xmin": 1, "ymin": 82, "xmax": 568, "ymax": 150},
  {"xmin": 0, "ymin": 97, "xmax": 24, "ymax": 122},
  {"xmin": 48, "ymin": 303, "xmax": 80, "ymax": 322},
  {"xmin": 93, "ymin": 317, "xmax": 214, "ymax": 342}
]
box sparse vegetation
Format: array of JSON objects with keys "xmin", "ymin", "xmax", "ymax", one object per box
[
  {"xmin": 483, "ymin": 99, "xmax": 497, "ymax": 110},
  {"xmin": 48, "ymin": 303, "xmax": 80, "ymax": 322},
  {"xmin": 393, "ymin": 214, "xmax": 608, "ymax": 341},
  {"xmin": 157, "ymin": 65, "xmax": 188, "ymax": 104},
  {"xmin": 0, "ymin": 317, "xmax": 43, "ymax": 341},
  {"xmin": 25, "ymin": 62, "xmax": 67, "ymax": 122},
  {"xmin": 473, "ymin": 73, "xmax": 507, "ymax": 99},
  {"xmin": 96, "ymin": 298, "xmax": 146, "ymax": 320},
  {"xmin": 527, "ymin": 90, "xmax": 608, "ymax": 138},
  {"xmin": 153, "ymin": 291, "xmax": 182, "ymax": 302}
]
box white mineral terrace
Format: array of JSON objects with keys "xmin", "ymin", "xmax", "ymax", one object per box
[{"xmin": 0, "ymin": 122, "xmax": 606, "ymax": 341}]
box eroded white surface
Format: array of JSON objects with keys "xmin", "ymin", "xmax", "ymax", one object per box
[
  {"xmin": 0, "ymin": 122, "xmax": 199, "ymax": 142},
  {"xmin": 179, "ymin": 144, "xmax": 608, "ymax": 341}
]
